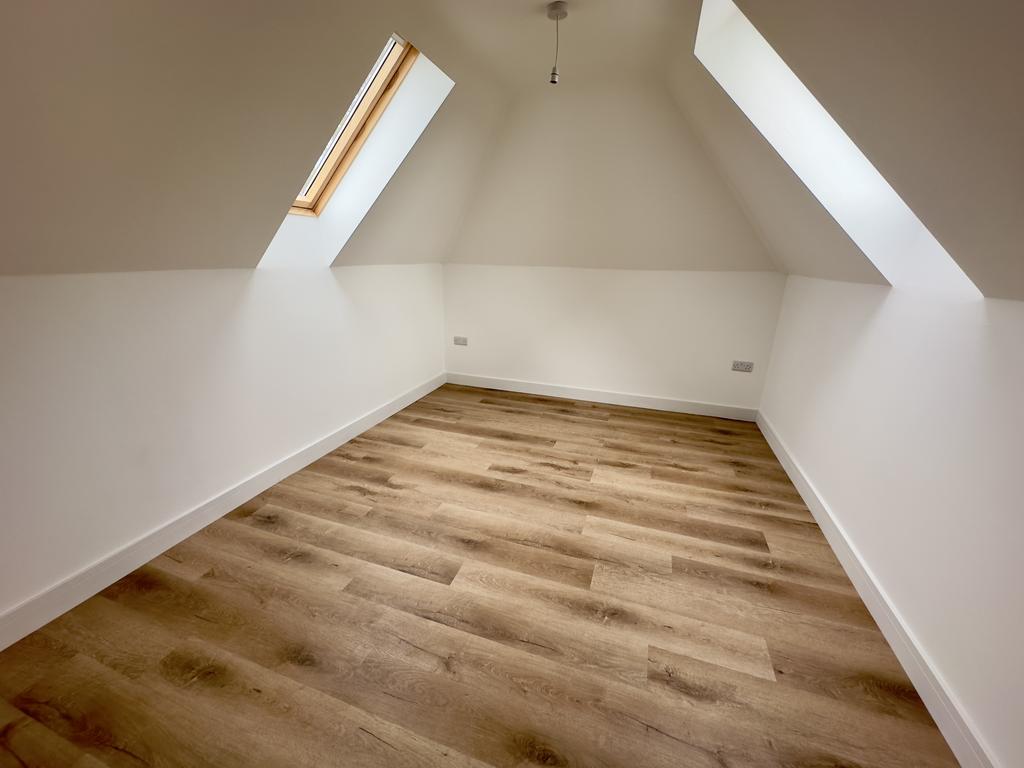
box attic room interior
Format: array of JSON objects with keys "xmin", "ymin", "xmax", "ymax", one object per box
[{"xmin": 0, "ymin": 0, "xmax": 1020, "ymax": 765}]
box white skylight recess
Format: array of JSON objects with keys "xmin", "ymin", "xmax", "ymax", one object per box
[
  {"xmin": 695, "ymin": 0, "xmax": 980, "ymax": 298},
  {"xmin": 259, "ymin": 43, "xmax": 453, "ymax": 269}
]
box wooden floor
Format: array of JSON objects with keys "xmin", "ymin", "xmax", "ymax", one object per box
[{"xmin": 0, "ymin": 385, "xmax": 957, "ymax": 767}]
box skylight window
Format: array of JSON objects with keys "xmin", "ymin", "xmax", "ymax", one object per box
[
  {"xmin": 259, "ymin": 44, "xmax": 454, "ymax": 268},
  {"xmin": 290, "ymin": 34, "xmax": 418, "ymax": 217},
  {"xmin": 695, "ymin": 0, "xmax": 979, "ymax": 297}
]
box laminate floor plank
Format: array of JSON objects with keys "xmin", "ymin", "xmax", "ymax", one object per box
[
  {"xmin": 426, "ymin": 502, "xmax": 673, "ymax": 573},
  {"xmin": 417, "ymin": 401, "xmax": 776, "ymax": 458},
  {"xmin": 0, "ymin": 698, "xmax": 110, "ymax": 768},
  {"xmin": 647, "ymin": 646, "xmax": 956, "ymax": 768},
  {"xmin": 668, "ymin": 555, "xmax": 876, "ymax": 629},
  {"xmin": 229, "ymin": 503, "xmax": 463, "ymax": 585},
  {"xmin": 319, "ymin": 447, "xmax": 775, "ymax": 552},
  {"xmin": 106, "ymin": 547, "xmax": 738, "ymax": 767},
  {"xmin": 342, "ymin": 564, "xmax": 650, "ymax": 688},
  {"xmin": 41, "ymin": 597, "xmax": 485, "ymax": 768},
  {"xmin": 582, "ymin": 515, "xmax": 856, "ymax": 594},
  {"xmin": 1, "ymin": 630, "xmax": 235, "ymax": 768},
  {"xmin": 590, "ymin": 564, "xmax": 896, "ymax": 664},
  {"xmin": 340, "ymin": 505, "xmax": 597, "ymax": 589},
  {"xmin": 593, "ymin": 436, "xmax": 790, "ymax": 474},
  {"xmin": 0, "ymin": 384, "xmax": 957, "ymax": 766},
  {"xmin": 764, "ymin": 637, "xmax": 935, "ymax": 725},
  {"xmin": 451, "ymin": 560, "xmax": 777, "ymax": 681},
  {"xmin": 590, "ymin": 466, "xmax": 813, "ymax": 521},
  {"xmin": 764, "ymin": 529, "xmax": 846, "ymax": 568},
  {"xmin": 314, "ymin": 445, "xmax": 771, "ymax": 551}
]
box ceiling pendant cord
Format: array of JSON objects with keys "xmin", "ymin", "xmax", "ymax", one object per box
[
  {"xmin": 547, "ymin": 1, "xmax": 567, "ymax": 84},
  {"xmin": 549, "ymin": 16, "xmax": 560, "ymax": 84}
]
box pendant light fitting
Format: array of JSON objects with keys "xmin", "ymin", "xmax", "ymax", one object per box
[{"xmin": 547, "ymin": 1, "xmax": 568, "ymax": 85}]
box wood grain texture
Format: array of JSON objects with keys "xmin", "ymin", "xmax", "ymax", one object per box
[{"xmin": 0, "ymin": 384, "xmax": 958, "ymax": 767}]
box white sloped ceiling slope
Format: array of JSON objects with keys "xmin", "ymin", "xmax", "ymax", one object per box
[
  {"xmin": 736, "ymin": 0, "xmax": 1024, "ymax": 300},
  {"xmin": 2, "ymin": 0, "xmax": 929, "ymax": 285},
  {"xmin": 0, "ymin": 0, "xmax": 508, "ymax": 274}
]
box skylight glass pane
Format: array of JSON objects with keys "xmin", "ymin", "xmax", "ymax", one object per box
[
  {"xmin": 695, "ymin": 0, "xmax": 979, "ymax": 298},
  {"xmin": 300, "ymin": 36, "xmax": 399, "ymax": 196}
]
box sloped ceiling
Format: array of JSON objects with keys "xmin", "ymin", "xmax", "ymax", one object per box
[
  {"xmin": 427, "ymin": 0, "xmax": 685, "ymax": 94},
  {"xmin": 446, "ymin": 75, "xmax": 775, "ymax": 271},
  {"xmin": 335, "ymin": 43, "xmax": 506, "ymax": 267},
  {"xmin": 666, "ymin": 5, "xmax": 884, "ymax": 284},
  {"xmin": 735, "ymin": 0, "xmax": 1024, "ymax": 300},
  {"xmin": 4, "ymin": 0, "xmax": 995, "ymax": 287},
  {"xmin": 0, "ymin": 0, "xmax": 507, "ymax": 274},
  {"xmin": 340, "ymin": 0, "xmax": 701, "ymax": 268},
  {"xmin": 438, "ymin": 0, "xmax": 880, "ymax": 276}
]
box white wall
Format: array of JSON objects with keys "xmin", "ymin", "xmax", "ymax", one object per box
[
  {"xmin": 444, "ymin": 265, "xmax": 785, "ymax": 414},
  {"xmin": 760, "ymin": 276, "xmax": 1023, "ymax": 768},
  {"xmin": 0, "ymin": 264, "xmax": 444, "ymax": 632}
]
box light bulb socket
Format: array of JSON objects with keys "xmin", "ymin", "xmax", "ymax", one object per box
[{"xmin": 549, "ymin": 66, "xmax": 560, "ymax": 84}]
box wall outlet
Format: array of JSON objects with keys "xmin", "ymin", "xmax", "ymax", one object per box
[
  {"xmin": 732, "ymin": 360, "xmax": 754, "ymax": 373},
  {"xmin": 453, "ymin": 336, "xmax": 468, "ymax": 346}
]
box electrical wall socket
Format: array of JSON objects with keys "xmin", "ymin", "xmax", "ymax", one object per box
[
  {"xmin": 731, "ymin": 360, "xmax": 754, "ymax": 373},
  {"xmin": 453, "ymin": 336, "xmax": 468, "ymax": 346}
]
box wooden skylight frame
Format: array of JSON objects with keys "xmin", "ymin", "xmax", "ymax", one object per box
[{"xmin": 290, "ymin": 35, "xmax": 419, "ymax": 217}]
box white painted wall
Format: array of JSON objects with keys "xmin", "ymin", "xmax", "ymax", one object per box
[
  {"xmin": 0, "ymin": 264, "xmax": 444, "ymax": 629},
  {"xmin": 760, "ymin": 276, "xmax": 1024, "ymax": 768},
  {"xmin": 444, "ymin": 265, "xmax": 785, "ymax": 414},
  {"xmin": 260, "ymin": 55, "xmax": 454, "ymax": 269}
]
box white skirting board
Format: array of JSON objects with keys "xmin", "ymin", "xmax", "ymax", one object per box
[
  {"xmin": 0, "ymin": 372, "xmax": 447, "ymax": 653},
  {"xmin": 757, "ymin": 412, "xmax": 997, "ymax": 768},
  {"xmin": 446, "ymin": 372, "xmax": 757, "ymax": 422},
  {"xmin": 0, "ymin": 372, "xmax": 997, "ymax": 768}
]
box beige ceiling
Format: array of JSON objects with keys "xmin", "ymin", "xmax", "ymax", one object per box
[
  {"xmin": 0, "ymin": 0, "xmax": 505, "ymax": 275},
  {"xmin": 736, "ymin": 0, "xmax": 1024, "ymax": 300},
  {"xmin": 445, "ymin": 74, "xmax": 776, "ymax": 272},
  {"xmin": 666, "ymin": 21, "xmax": 884, "ymax": 285},
  {"xmin": 427, "ymin": 0, "xmax": 688, "ymax": 92},
  {"xmin": 3, "ymin": 0, "xmax": 1010, "ymax": 293},
  {"xmin": 346, "ymin": 0, "xmax": 882, "ymax": 277}
]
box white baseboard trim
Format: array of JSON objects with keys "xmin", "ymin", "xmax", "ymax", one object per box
[
  {"xmin": 446, "ymin": 372, "xmax": 757, "ymax": 422},
  {"xmin": 757, "ymin": 412, "xmax": 997, "ymax": 768},
  {"xmin": 0, "ymin": 371, "xmax": 997, "ymax": 768},
  {"xmin": 0, "ymin": 372, "xmax": 447, "ymax": 653}
]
